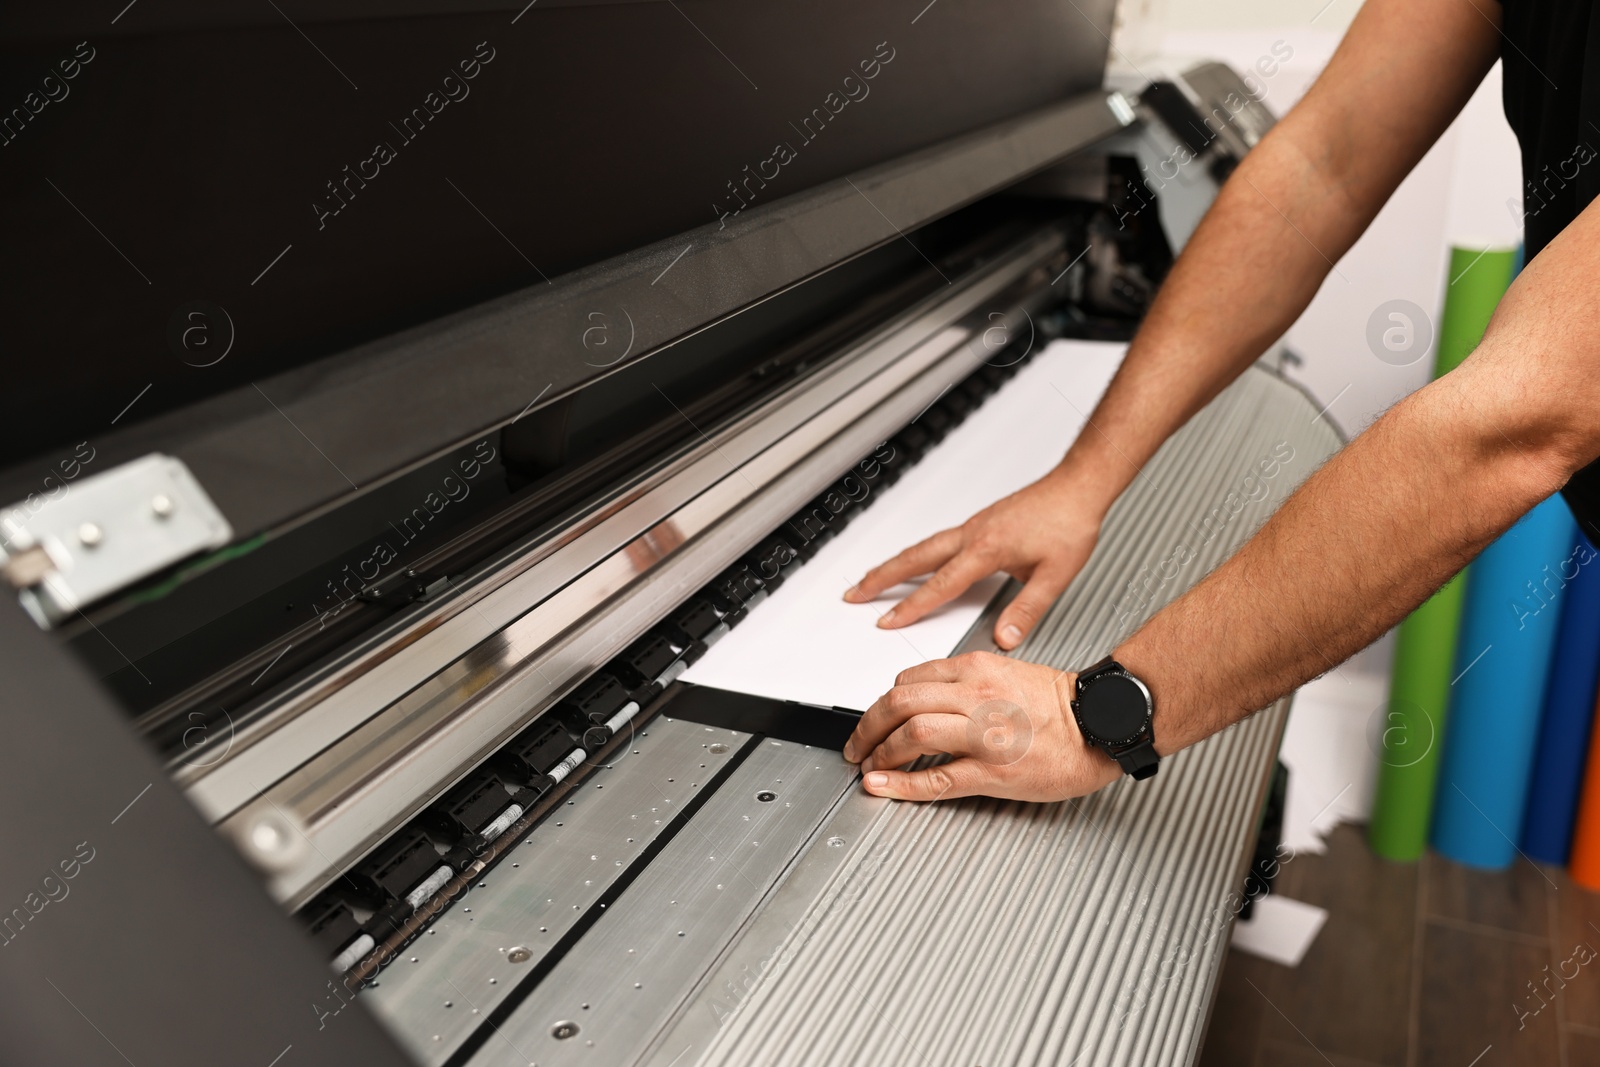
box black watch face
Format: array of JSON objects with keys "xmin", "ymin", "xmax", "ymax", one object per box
[{"xmin": 1080, "ymin": 674, "xmax": 1149, "ymax": 742}]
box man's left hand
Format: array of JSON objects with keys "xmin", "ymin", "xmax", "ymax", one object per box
[{"xmin": 841, "ymin": 652, "xmax": 1122, "ymax": 803}]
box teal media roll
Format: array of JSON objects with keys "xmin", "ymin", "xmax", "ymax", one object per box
[{"xmin": 1431, "ymin": 495, "xmax": 1578, "ymax": 868}]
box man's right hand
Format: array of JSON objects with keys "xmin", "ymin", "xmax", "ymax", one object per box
[{"xmin": 842, "ymin": 467, "xmax": 1105, "ymax": 650}]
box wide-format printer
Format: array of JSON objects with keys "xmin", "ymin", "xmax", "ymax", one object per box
[{"xmin": 0, "ymin": 4, "xmax": 1335, "ymax": 1065}]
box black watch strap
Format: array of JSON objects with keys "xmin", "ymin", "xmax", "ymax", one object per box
[
  {"xmin": 1116, "ymin": 741, "xmax": 1160, "ymax": 780},
  {"xmin": 1079, "ymin": 654, "xmax": 1119, "ymax": 681}
]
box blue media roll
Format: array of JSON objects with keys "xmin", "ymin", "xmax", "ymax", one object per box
[
  {"xmin": 1431, "ymin": 495, "xmax": 1579, "ymax": 868},
  {"xmin": 1520, "ymin": 529, "xmax": 1600, "ymax": 863}
]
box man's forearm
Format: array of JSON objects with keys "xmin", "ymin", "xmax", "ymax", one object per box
[
  {"xmin": 1112, "ymin": 127, "xmax": 1600, "ymax": 749},
  {"xmin": 1113, "ymin": 359, "xmax": 1571, "ymax": 755},
  {"xmin": 1057, "ymin": 130, "xmax": 1367, "ymax": 506},
  {"xmin": 1112, "ymin": 132, "xmax": 1600, "ymax": 757},
  {"xmin": 1057, "ymin": 0, "xmax": 1500, "ymax": 511}
]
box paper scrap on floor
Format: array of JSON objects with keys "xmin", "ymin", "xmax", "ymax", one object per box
[
  {"xmin": 680, "ymin": 338, "xmax": 1127, "ymax": 712},
  {"xmin": 1230, "ymin": 895, "xmax": 1328, "ymax": 967}
]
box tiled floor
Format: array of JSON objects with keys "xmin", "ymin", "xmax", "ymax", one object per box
[{"xmin": 1199, "ymin": 824, "xmax": 1600, "ymax": 1067}]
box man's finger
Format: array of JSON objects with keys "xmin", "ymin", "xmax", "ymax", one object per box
[
  {"xmin": 893, "ymin": 657, "xmax": 962, "ymax": 686},
  {"xmin": 861, "ymin": 757, "xmax": 991, "ymax": 801},
  {"xmin": 858, "ymin": 713, "xmax": 970, "ymax": 774},
  {"xmin": 843, "ymin": 529, "xmax": 961, "ymax": 604},
  {"xmin": 843, "ymin": 682, "xmax": 971, "ymax": 763},
  {"xmin": 876, "ymin": 552, "xmax": 992, "ymax": 629},
  {"xmin": 994, "ymin": 566, "xmax": 1072, "ymax": 650}
]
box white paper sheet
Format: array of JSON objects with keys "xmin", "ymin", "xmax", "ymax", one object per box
[
  {"xmin": 680, "ymin": 339, "xmax": 1127, "ymax": 712},
  {"xmin": 1230, "ymin": 895, "xmax": 1329, "ymax": 967}
]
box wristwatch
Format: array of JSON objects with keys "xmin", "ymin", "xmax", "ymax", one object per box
[{"xmin": 1070, "ymin": 656, "xmax": 1160, "ymax": 780}]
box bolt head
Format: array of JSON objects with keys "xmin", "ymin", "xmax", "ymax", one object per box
[{"xmin": 250, "ymin": 819, "xmax": 286, "ymax": 853}]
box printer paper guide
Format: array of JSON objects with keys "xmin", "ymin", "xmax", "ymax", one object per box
[{"xmin": 680, "ymin": 339, "xmax": 1127, "ymax": 714}]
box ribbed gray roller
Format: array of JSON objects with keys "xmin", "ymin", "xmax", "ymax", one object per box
[{"xmin": 655, "ymin": 363, "xmax": 1344, "ymax": 1067}]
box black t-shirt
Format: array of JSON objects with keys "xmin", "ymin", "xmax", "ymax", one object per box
[{"xmin": 1500, "ymin": 0, "xmax": 1600, "ymax": 540}]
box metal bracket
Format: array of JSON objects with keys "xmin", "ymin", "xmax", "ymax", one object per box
[{"xmin": 0, "ymin": 453, "xmax": 232, "ymax": 627}]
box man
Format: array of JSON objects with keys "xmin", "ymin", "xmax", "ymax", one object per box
[{"xmin": 839, "ymin": 0, "xmax": 1600, "ymax": 802}]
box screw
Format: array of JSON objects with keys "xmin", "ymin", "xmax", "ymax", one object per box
[
  {"xmin": 240, "ymin": 810, "xmax": 307, "ymax": 871},
  {"xmin": 756, "ymin": 790, "xmax": 777, "ymax": 803},
  {"xmin": 250, "ymin": 820, "xmax": 284, "ymax": 852},
  {"xmin": 507, "ymin": 946, "xmax": 532, "ymax": 963},
  {"xmin": 551, "ymin": 1021, "xmax": 580, "ymax": 1040}
]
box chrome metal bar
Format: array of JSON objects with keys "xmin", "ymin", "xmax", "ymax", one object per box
[
  {"xmin": 180, "ymin": 226, "xmax": 1064, "ymax": 821},
  {"xmin": 214, "ymin": 230, "xmax": 1068, "ymax": 908}
]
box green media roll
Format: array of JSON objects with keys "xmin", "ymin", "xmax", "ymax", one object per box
[
  {"xmin": 1366, "ymin": 244, "xmax": 1517, "ymax": 861},
  {"xmin": 1367, "ymin": 574, "xmax": 1468, "ymax": 859},
  {"xmin": 1433, "ymin": 246, "xmax": 1519, "ymax": 375}
]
